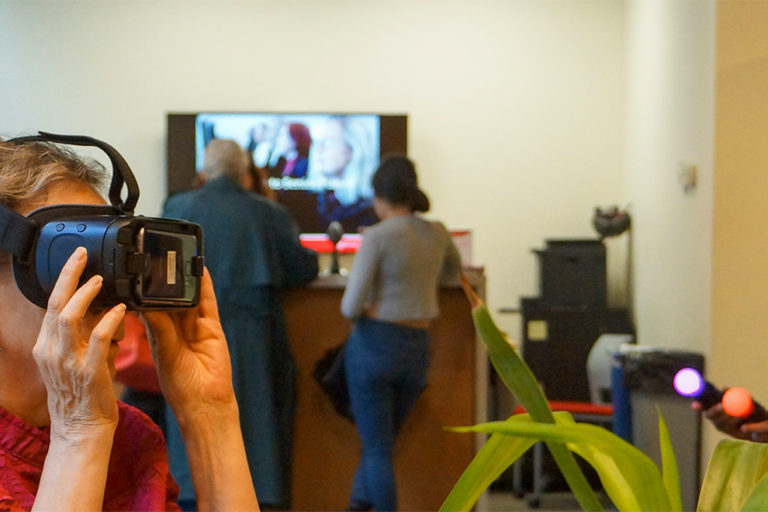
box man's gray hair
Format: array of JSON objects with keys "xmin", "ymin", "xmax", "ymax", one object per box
[{"xmin": 202, "ymin": 139, "xmax": 249, "ymax": 181}]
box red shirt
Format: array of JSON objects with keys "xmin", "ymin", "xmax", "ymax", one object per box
[{"xmin": 0, "ymin": 401, "xmax": 180, "ymax": 511}]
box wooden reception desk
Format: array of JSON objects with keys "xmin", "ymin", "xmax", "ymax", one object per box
[{"xmin": 282, "ymin": 268, "xmax": 485, "ymax": 511}]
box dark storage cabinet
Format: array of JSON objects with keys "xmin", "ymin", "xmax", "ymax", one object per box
[
  {"xmin": 535, "ymin": 239, "xmax": 606, "ymax": 308},
  {"xmin": 521, "ymin": 298, "xmax": 632, "ymax": 401},
  {"xmin": 523, "ymin": 239, "xmax": 632, "ymax": 401}
]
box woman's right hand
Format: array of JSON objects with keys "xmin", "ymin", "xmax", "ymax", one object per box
[
  {"xmin": 32, "ymin": 246, "xmax": 126, "ymax": 439},
  {"xmin": 32, "ymin": 247, "xmax": 127, "ymax": 512}
]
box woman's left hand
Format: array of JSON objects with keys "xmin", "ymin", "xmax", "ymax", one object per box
[{"xmin": 142, "ymin": 268, "xmax": 260, "ymax": 511}]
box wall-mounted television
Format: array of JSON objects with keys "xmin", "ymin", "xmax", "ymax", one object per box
[{"xmin": 167, "ymin": 112, "xmax": 408, "ymax": 252}]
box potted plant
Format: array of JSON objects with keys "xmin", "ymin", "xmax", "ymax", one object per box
[{"xmin": 441, "ymin": 278, "xmax": 768, "ymax": 512}]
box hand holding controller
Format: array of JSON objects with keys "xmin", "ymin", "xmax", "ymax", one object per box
[{"xmin": 674, "ymin": 368, "xmax": 768, "ymax": 441}]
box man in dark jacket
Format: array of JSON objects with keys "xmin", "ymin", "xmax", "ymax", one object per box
[{"xmin": 161, "ymin": 138, "xmax": 318, "ymax": 510}]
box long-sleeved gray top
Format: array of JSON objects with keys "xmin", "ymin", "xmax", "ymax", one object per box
[{"xmin": 341, "ymin": 214, "xmax": 462, "ymax": 322}]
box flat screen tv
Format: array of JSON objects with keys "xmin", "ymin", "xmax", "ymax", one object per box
[{"xmin": 167, "ymin": 112, "xmax": 408, "ymax": 252}]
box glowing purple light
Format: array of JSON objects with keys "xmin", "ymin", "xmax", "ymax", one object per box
[{"xmin": 674, "ymin": 368, "xmax": 705, "ymax": 397}]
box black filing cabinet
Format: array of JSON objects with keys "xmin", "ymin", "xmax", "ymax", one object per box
[
  {"xmin": 521, "ymin": 298, "xmax": 632, "ymax": 401},
  {"xmin": 523, "ymin": 239, "xmax": 633, "ymax": 400}
]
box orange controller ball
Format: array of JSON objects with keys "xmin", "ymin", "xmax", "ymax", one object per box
[{"xmin": 722, "ymin": 387, "xmax": 754, "ymax": 418}]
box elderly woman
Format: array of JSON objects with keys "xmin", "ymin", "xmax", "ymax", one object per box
[{"xmin": 0, "ymin": 138, "xmax": 259, "ymax": 511}]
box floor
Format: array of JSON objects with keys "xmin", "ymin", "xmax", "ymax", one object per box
[
  {"xmin": 485, "ymin": 491, "xmax": 578, "ymax": 511},
  {"xmin": 484, "ymin": 490, "xmax": 614, "ymax": 511}
]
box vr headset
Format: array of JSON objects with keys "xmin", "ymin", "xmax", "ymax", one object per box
[{"xmin": 0, "ymin": 132, "xmax": 204, "ymax": 310}]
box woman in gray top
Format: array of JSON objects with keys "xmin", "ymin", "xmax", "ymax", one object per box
[{"xmin": 341, "ymin": 155, "xmax": 462, "ymax": 511}]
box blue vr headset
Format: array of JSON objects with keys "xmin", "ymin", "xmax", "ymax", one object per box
[{"xmin": 0, "ymin": 132, "xmax": 204, "ymax": 310}]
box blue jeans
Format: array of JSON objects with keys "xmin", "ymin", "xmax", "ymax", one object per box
[{"xmin": 345, "ymin": 318, "xmax": 430, "ymax": 511}]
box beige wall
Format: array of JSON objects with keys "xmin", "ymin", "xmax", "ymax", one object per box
[
  {"xmin": 0, "ymin": 0, "xmax": 627, "ymax": 340},
  {"xmin": 711, "ymin": 0, "xmax": 768, "ymax": 452}
]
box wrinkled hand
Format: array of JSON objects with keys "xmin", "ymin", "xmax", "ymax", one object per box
[
  {"xmin": 141, "ymin": 269, "xmax": 236, "ymax": 417},
  {"xmin": 33, "ymin": 246, "xmax": 126, "ymax": 439}
]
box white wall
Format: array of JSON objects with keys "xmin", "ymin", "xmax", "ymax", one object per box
[
  {"xmin": 624, "ymin": 0, "xmax": 716, "ymax": 468},
  {"xmin": 0, "ymin": 0, "xmax": 627, "ymax": 337},
  {"xmin": 624, "ymin": 0, "xmax": 715, "ymax": 354}
]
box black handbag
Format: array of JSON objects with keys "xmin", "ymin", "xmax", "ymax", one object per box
[{"xmin": 312, "ymin": 340, "xmax": 354, "ymax": 422}]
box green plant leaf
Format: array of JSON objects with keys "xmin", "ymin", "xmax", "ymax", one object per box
[
  {"xmin": 461, "ymin": 279, "xmax": 551, "ymax": 420},
  {"xmin": 739, "ymin": 462, "xmax": 768, "ymax": 511},
  {"xmin": 657, "ymin": 408, "xmax": 683, "ymax": 512},
  {"xmin": 461, "ymin": 278, "xmax": 604, "ymax": 511},
  {"xmin": 453, "ymin": 419, "xmax": 673, "ymax": 512},
  {"xmin": 440, "ymin": 414, "xmax": 538, "ymax": 511},
  {"xmin": 698, "ymin": 439, "xmax": 768, "ymax": 512}
]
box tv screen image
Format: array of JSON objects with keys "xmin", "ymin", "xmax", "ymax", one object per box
[{"xmin": 167, "ymin": 112, "xmax": 408, "ymax": 252}]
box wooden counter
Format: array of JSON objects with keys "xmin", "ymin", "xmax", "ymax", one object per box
[{"xmin": 282, "ymin": 269, "xmax": 484, "ymax": 511}]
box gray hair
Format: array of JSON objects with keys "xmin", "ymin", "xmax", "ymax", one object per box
[
  {"xmin": 201, "ymin": 139, "xmax": 249, "ymax": 182},
  {"xmin": 0, "ymin": 139, "xmax": 109, "ymax": 267}
]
